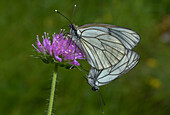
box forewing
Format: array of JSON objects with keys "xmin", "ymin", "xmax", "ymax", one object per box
[
  {"xmin": 94, "ymin": 49, "xmax": 140, "ymax": 86},
  {"xmin": 78, "ymin": 27, "xmax": 126, "ymax": 70},
  {"xmin": 109, "ymin": 28, "xmax": 140, "ymax": 49},
  {"xmin": 79, "ymin": 23, "xmax": 140, "ymax": 50}
]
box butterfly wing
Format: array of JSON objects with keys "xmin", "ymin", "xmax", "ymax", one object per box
[
  {"xmin": 79, "ymin": 24, "xmax": 140, "ymax": 49},
  {"xmin": 88, "ymin": 49, "xmax": 140, "ymax": 87},
  {"xmin": 76, "ymin": 24, "xmax": 140, "ymax": 70}
]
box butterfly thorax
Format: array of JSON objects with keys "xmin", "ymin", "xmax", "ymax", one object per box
[
  {"xmin": 69, "ymin": 24, "xmax": 85, "ymax": 55},
  {"xmin": 69, "ymin": 24, "xmax": 80, "ymax": 41}
]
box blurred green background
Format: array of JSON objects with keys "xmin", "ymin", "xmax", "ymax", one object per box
[{"xmin": 1, "ymin": 0, "xmax": 170, "ymax": 115}]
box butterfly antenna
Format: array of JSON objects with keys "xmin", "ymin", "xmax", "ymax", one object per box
[
  {"xmin": 55, "ymin": 10, "xmax": 72, "ymax": 24},
  {"xmin": 98, "ymin": 90, "xmax": 106, "ymax": 113},
  {"xmin": 71, "ymin": 4, "xmax": 77, "ymax": 23}
]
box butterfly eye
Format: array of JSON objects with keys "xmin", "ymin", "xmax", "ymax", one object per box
[{"xmin": 68, "ymin": 24, "xmax": 72, "ymax": 29}]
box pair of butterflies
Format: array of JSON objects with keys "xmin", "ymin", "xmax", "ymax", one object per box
[{"xmin": 56, "ymin": 5, "xmax": 140, "ymax": 91}]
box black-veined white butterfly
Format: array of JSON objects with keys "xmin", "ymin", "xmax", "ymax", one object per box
[
  {"xmin": 87, "ymin": 49, "xmax": 140, "ymax": 91},
  {"xmin": 69, "ymin": 23, "xmax": 140, "ymax": 70},
  {"xmin": 55, "ymin": 5, "xmax": 140, "ymax": 90},
  {"xmin": 55, "ymin": 5, "xmax": 140, "ymax": 112},
  {"xmin": 56, "ymin": 5, "xmax": 140, "ymax": 70}
]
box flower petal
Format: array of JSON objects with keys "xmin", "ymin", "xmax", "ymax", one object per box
[
  {"xmin": 70, "ymin": 60, "xmax": 80, "ymax": 66},
  {"xmin": 55, "ymin": 55, "xmax": 62, "ymax": 62},
  {"xmin": 36, "ymin": 35, "xmax": 46, "ymax": 54}
]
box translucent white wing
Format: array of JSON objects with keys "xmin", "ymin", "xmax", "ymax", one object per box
[
  {"xmin": 79, "ymin": 34, "xmax": 125, "ymax": 70},
  {"xmin": 87, "ymin": 49, "xmax": 140, "ymax": 88},
  {"xmin": 76, "ymin": 24, "xmax": 140, "ymax": 70},
  {"xmin": 79, "ymin": 24, "xmax": 140, "ymax": 50}
]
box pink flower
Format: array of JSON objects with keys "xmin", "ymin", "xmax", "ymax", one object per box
[{"xmin": 32, "ymin": 30, "xmax": 85, "ymax": 66}]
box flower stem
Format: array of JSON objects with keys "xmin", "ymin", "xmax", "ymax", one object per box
[{"xmin": 47, "ymin": 63, "xmax": 58, "ymax": 115}]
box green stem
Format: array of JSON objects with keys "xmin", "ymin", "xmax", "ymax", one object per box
[{"xmin": 47, "ymin": 63, "xmax": 58, "ymax": 115}]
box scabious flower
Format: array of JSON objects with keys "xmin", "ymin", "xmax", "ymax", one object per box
[{"xmin": 32, "ymin": 29, "xmax": 84, "ymax": 67}]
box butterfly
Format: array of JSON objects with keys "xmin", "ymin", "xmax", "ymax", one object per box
[
  {"xmin": 87, "ymin": 49, "xmax": 140, "ymax": 91},
  {"xmin": 55, "ymin": 5, "xmax": 140, "ymax": 90},
  {"xmin": 56, "ymin": 5, "xmax": 140, "ymax": 70},
  {"xmin": 69, "ymin": 23, "xmax": 140, "ymax": 70}
]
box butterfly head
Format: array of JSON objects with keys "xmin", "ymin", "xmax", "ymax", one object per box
[
  {"xmin": 69, "ymin": 24, "xmax": 77, "ymax": 34},
  {"xmin": 92, "ymin": 86, "xmax": 99, "ymax": 91},
  {"xmin": 69, "ymin": 24, "xmax": 80, "ymax": 41},
  {"xmin": 88, "ymin": 77, "xmax": 99, "ymax": 91}
]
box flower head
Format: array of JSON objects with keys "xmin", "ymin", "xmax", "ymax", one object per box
[{"xmin": 32, "ymin": 30, "xmax": 85, "ymax": 67}]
